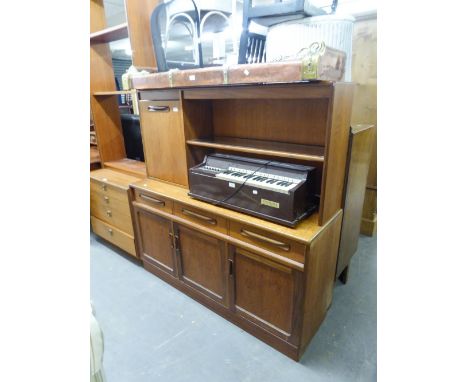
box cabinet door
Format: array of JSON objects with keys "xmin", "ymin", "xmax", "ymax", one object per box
[
  {"xmin": 175, "ymin": 224, "xmax": 228, "ymax": 306},
  {"xmin": 134, "ymin": 207, "xmax": 177, "ymax": 276},
  {"xmin": 139, "ymin": 100, "xmax": 188, "ymax": 186},
  {"xmin": 233, "ymin": 248, "xmax": 297, "ymax": 339}
]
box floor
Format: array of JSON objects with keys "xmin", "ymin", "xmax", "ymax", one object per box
[{"xmin": 91, "ymin": 233, "xmax": 376, "ymax": 382}]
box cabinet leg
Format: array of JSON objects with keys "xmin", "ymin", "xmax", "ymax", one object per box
[{"xmin": 339, "ymin": 266, "xmax": 349, "ymax": 284}]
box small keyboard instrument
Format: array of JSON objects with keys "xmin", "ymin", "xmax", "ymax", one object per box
[{"xmin": 188, "ymin": 153, "xmax": 318, "ymax": 227}]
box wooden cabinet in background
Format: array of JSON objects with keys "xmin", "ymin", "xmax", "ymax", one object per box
[
  {"xmin": 139, "ymin": 100, "xmax": 188, "ymax": 187},
  {"xmin": 90, "ymin": 169, "xmax": 140, "ymax": 257}
]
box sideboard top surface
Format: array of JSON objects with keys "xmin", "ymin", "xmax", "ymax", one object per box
[
  {"xmin": 131, "ymin": 178, "xmax": 325, "ymax": 245},
  {"xmin": 91, "ymin": 168, "xmax": 140, "ymax": 190}
]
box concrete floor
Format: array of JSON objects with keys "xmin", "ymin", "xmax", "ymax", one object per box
[{"xmin": 91, "ymin": 233, "xmax": 376, "ymax": 382}]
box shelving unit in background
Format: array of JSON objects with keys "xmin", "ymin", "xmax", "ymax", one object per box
[
  {"xmin": 90, "ymin": 22, "xmax": 128, "ymax": 43},
  {"xmin": 90, "ymin": 0, "xmax": 158, "ymax": 177}
]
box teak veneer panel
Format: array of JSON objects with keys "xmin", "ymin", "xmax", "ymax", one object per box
[
  {"xmin": 176, "ymin": 225, "xmax": 228, "ymax": 305},
  {"xmin": 139, "ymin": 100, "xmax": 189, "ymax": 186},
  {"xmin": 90, "ymin": 22, "xmax": 128, "ymax": 44},
  {"xmin": 299, "ymin": 209, "xmax": 342, "ymax": 357},
  {"xmin": 319, "ymin": 82, "xmax": 354, "ymax": 224},
  {"xmin": 103, "ymin": 158, "xmax": 147, "ymax": 178},
  {"xmin": 91, "ymin": 168, "xmax": 140, "ymax": 190},
  {"xmin": 135, "ymin": 208, "xmax": 176, "ymax": 275},
  {"xmin": 182, "ymin": 83, "xmax": 333, "ymax": 100},
  {"xmin": 131, "ymin": 178, "xmax": 322, "ymax": 245},
  {"xmin": 186, "ymin": 137, "xmax": 325, "ymax": 162},
  {"xmin": 336, "ymin": 125, "xmax": 375, "ymax": 279},
  {"xmin": 91, "ymin": 216, "xmax": 136, "ymax": 257},
  {"xmin": 90, "ymin": 0, "xmax": 107, "ymax": 33},
  {"xmin": 234, "ymin": 248, "xmax": 295, "ymax": 336},
  {"xmin": 211, "ymin": 98, "xmax": 329, "ymax": 147},
  {"xmin": 125, "ymin": 0, "xmax": 160, "ymax": 70}
]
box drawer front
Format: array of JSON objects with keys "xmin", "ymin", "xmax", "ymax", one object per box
[
  {"xmin": 90, "ymin": 197, "xmax": 134, "ymax": 235},
  {"xmin": 174, "ymin": 203, "xmax": 228, "ymax": 234},
  {"xmin": 90, "ymin": 183, "xmax": 130, "ymax": 210},
  {"xmin": 90, "ymin": 180, "xmax": 129, "ymax": 203},
  {"xmin": 229, "ymin": 221, "xmax": 305, "ymax": 263},
  {"xmin": 91, "ymin": 217, "xmax": 136, "ymax": 257},
  {"xmin": 134, "ymin": 190, "xmax": 173, "ymax": 214}
]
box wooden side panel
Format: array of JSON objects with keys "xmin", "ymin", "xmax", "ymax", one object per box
[
  {"xmin": 91, "ymin": 95, "xmax": 126, "ymax": 162},
  {"xmin": 350, "ymin": 17, "xmax": 377, "ymax": 235},
  {"xmin": 319, "ymin": 83, "xmax": 354, "ymax": 225},
  {"xmin": 91, "ymin": 0, "xmax": 107, "ymax": 33},
  {"xmin": 181, "ymin": 98, "xmax": 214, "ymax": 169},
  {"xmin": 125, "ymin": 0, "xmax": 160, "ymax": 70},
  {"xmin": 212, "ymin": 98, "xmax": 329, "ymax": 146},
  {"xmin": 300, "ymin": 210, "xmax": 342, "ymax": 356},
  {"xmin": 336, "ymin": 126, "xmax": 375, "ymax": 278},
  {"xmin": 361, "ymin": 188, "xmax": 377, "ymax": 236}
]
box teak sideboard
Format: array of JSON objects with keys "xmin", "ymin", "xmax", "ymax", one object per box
[{"xmin": 91, "ymin": 80, "xmax": 354, "ymax": 360}]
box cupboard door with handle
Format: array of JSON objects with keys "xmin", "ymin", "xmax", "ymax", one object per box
[
  {"xmin": 139, "ymin": 100, "xmax": 188, "ymax": 186},
  {"xmin": 175, "ymin": 224, "xmax": 228, "ymax": 306},
  {"xmin": 233, "ymin": 248, "xmax": 297, "ymax": 340},
  {"xmin": 134, "ymin": 207, "xmax": 177, "ymax": 277}
]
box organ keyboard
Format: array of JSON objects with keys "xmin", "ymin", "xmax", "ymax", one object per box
[{"xmin": 188, "ymin": 153, "xmax": 318, "ymax": 227}]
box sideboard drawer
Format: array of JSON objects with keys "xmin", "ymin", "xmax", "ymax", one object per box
[
  {"xmin": 230, "ymin": 221, "xmax": 305, "ymax": 263},
  {"xmin": 90, "ymin": 180, "xmax": 128, "ymax": 202},
  {"xmin": 91, "ymin": 216, "xmax": 136, "ymax": 257},
  {"xmin": 90, "ymin": 197, "xmax": 134, "ymax": 235},
  {"xmin": 174, "ymin": 202, "xmax": 228, "ymax": 234},
  {"xmin": 134, "ymin": 190, "xmax": 173, "ymax": 214}
]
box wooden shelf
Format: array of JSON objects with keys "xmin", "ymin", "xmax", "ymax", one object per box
[
  {"xmin": 103, "ymin": 158, "xmax": 146, "ymax": 178},
  {"xmin": 186, "ymin": 137, "xmax": 325, "ymax": 162},
  {"xmin": 93, "ymin": 90, "xmax": 133, "ymax": 96},
  {"xmin": 90, "ymin": 22, "xmax": 128, "ymax": 44}
]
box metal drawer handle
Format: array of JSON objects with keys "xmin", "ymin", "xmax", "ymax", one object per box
[
  {"xmin": 240, "ymin": 229, "xmax": 290, "ymax": 251},
  {"xmin": 101, "ymin": 184, "xmax": 107, "ymax": 191},
  {"xmin": 182, "ymin": 208, "xmax": 217, "ymax": 225},
  {"xmin": 139, "ymin": 193, "xmax": 165, "ymax": 206},
  {"xmin": 147, "ymin": 105, "xmax": 170, "ymax": 112},
  {"xmin": 104, "ymin": 196, "xmax": 109, "ymax": 203},
  {"xmin": 107, "ymin": 228, "xmax": 113, "ymax": 235},
  {"xmin": 106, "ymin": 210, "xmax": 112, "ymax": 217}
]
